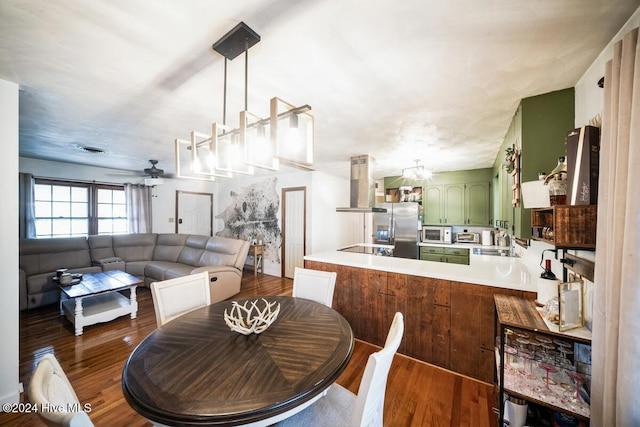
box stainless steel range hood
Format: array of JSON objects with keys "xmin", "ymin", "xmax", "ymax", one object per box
[{"xmin": 336, "ymin": 155, "xmax": 387, "ymax": 213}]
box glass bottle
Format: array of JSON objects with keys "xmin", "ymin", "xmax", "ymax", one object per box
[{"xmin": 549, "ymin": 174, "xmax": 567, "ymax": 206}]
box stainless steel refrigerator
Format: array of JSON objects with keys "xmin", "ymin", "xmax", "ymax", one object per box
[{"xmin": 373, "ymin": 202, "xmax": 420, "ymax": 259}]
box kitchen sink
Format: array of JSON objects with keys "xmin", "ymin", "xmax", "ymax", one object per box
[{"xmin": 472, "ymin": 247, "xmax": 514, "ymax": 257}]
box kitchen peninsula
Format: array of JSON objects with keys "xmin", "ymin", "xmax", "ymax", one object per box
[{"xmin": 304, "ymin": 246, "xmax": 538, "ymax": 383}]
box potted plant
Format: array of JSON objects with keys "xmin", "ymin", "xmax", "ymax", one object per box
[{"xmin": 505, "ymin": 146, "xmax": 516, "ymax": 174}]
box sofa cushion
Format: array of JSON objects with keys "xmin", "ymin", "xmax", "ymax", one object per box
[
  {"xmin": 177, "ymin": 235, "xmax": 209, "ymax": 266},
  {"xmin": 124, "ymin": 261, "xmax": 149, "ymax": 278},
  {"xmin": 112, "ymin": 234, "xmax": 157, "ymax": 261},
  {"xmin": 145, "ymin": 261, "xmax": 194, "ymax": 282},
  {"xmin": 198, "ymin": 236, "xmax": 247, "ymax": 270},
  {"xmin": 87, "ymin": 235, "xmax": 114, "ymax": 261},
  {"xmin": 153, "ymin": 234, "xmax": 189, "ymax": 262},
  {"xmin": 19, "ymin": 237, "xmax": 92, "ymax": 276}
]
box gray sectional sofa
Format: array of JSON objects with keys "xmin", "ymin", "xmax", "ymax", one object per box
[{"xmin": 19, "ymin": 233, "xmax": 250, "ymax": 311}]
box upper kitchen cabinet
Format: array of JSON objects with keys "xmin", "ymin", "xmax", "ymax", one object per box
[
  {"xmin": 423, "ymin": 185, "xmax": 444, "ymax": 224},
  {"xmin": 465, "ymin": 181, "xmax": 491, "ymax": 226},
  {"xmin": 493, "ymin": 88, "xmax": 575, "ymax": 240},
  {"xmin": 419, "ymin": 169, "xmax": 492, "ymax": 226}
]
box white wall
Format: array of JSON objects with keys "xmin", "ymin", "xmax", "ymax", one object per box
[
  {"xmin": 18, "ymin": 158, "xmax": 216, "ymax": 233},
  {"xmin": 0, "ymin": 79, "xmax": 20, "ymax": 404},
  {"xmin": 214, "ymin": 170, "xmax": 352, "ymax": 276},
  {"xmin": 310, "ymin": 171, "xmax": 364, "ymax": 253},
  {"xmin": 576, "ymin": 7, "xmax": 640, "ymax": 126}
]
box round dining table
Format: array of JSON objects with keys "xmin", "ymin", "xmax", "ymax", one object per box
[{"xmin": 122, "ymin": 296, "xmax": 354, "ymax": 426}]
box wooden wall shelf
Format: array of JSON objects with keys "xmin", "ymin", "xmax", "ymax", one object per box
[
  {"xmin": 531, "ymin": 205, "xmax": 597, "ymax": 249},
  {"xmin": 562, "ymin": 253, "xmax": 595, "ymax": 282}
]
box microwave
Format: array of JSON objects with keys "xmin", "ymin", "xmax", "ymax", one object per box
[{"xmin": 422, "ymin": 226, "xmax": 452, "ymax": 244}]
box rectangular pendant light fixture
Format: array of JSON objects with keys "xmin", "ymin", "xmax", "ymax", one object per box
[
  {"xmin": 213, "ymin": 122, "xmax": 255, "ymax": 175},
  {"xmin": 271, "ymin": 97, "xmax": 314, "ymax": 168},
  {"xmin": 175, "ymin": 22, "xmax": 313, "ymax": 180},
  {"xmin": 242, "ymin": 110, "xmax": 279, "ymax": 171}
]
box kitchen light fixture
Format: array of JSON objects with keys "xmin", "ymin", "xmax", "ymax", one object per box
[
  {"xmin": 175, "ymin": 22, "xmax": 313, "ymax": 180},
  {"xmin": 402, "ymin": 159, "xmax": 432, "ymax": 180}
]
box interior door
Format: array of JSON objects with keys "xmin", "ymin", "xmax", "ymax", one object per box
[
  {"xmin": 282, "ymin": 187, "xmax": 306, "ymax": 279},
  {"xmin": 176, "ymin": 191, "xmax": 213, "ymax": 236}
]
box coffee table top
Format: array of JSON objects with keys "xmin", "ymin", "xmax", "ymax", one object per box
[{"xmin": 59, "ymin": 270, "xmax": 141, "ymax": 299}]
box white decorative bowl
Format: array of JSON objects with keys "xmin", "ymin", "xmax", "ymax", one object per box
[{"xmin": 224, "ymin": 299, "xmax": 281, "ymax": 335}]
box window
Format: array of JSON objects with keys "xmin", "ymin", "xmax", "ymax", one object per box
[
  {"xmin": 96, "ymin": 188, "xmax": 127, "ymax": 235},
  {"xmin": 34, "ymin": 180, "xmax": 126, "ymax": 238}
]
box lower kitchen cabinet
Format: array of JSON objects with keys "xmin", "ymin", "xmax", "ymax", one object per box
[
  {"xmin": 450, "ymin": 282, "xmax": 524, "ymax": 382},
  {"xmin": 423, "ymin": 254, "xmax": 443, "ymax": 262},
  {"xmin": 420, "ymin": 246, "xmax": 470, "ymax": 265},
  {"xmin": 305, "ymin": 260, "xmax": 536, "ymax": 382}
]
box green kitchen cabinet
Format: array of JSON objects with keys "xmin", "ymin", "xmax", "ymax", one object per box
[
  {"xmin": 443, "ymin": 184, "xmax": 464, "ymax": 225},
  {"xmin": 465, "ymin": 181, "xmax": 491, "ymax": 226},
  {"xmin": 443, "ymin": 255, "xmax": 469, "ymax": 265},
  {"xmin": 423, "ymin": 186, "xmax": 444, "ymax": 224},
  {"xmin": 423, "ymin": 182, "xmax": 490, "ymax": 226},
  {"xmin": 443, "ymin": 247, "xmax": 470, "ymax": 265},
  {"xmin": 495, "ymin": 165, "xmax": 513, "ymax": 231},
  {"xmin": 388, "ymin": 169, "xmax": 492, "ymax": 226},
  {"xmin": 422, "ymin": 253, "xmax": 445, "ymax": 263},
  {"xmin": 493, "ymin": 88, "xmax": 575, "ymax": 239},
  {"xmin": 420, "ymin": 246, "xmax": 445, "ymax": 255},
  {"xmin": 420, "ymin": 246, "xmax": 469, "ymax": 265}
]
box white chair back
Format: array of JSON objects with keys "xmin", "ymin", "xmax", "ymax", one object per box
[
  {"xmin": 150, "ymin": 271, "xmax": 211, "ymax": 327},
  {"xmin": 351, "ymin": 312, "xmax": 404, "ymax": 427},
  {"xmin": 292, "ymin": 267, "xmax": 337, "ymax": 307},
  {"xmin": 29, "ymin": 353, "xmax": 94, "ymax": 427}
]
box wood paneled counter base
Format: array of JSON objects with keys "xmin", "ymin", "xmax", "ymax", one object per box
[{"xmin": 305, "ymin": 260, "xmax": 536, "ymax": 383}]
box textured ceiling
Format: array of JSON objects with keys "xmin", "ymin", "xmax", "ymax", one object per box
[{"xmin": 1, "ymin": 0, "xmax": 639, "ymax": 179}]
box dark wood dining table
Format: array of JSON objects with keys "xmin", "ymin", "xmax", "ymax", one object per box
[{"xmin": 122, "ymin": 296, "xmax": 354, "ymax": 426}]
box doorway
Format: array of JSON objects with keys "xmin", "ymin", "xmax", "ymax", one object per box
[
  {"xmin": 175, "ymin": 191, "xmax": 213, "ymax": 236},
  {"xmin": 281, "ymin": 187, "xmax": 306, "ymax": 279}
]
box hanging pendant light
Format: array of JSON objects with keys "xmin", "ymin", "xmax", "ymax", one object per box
[
  {"xmin": 401, "ymin": 159, "xmax": 431, "ymax": 180},
  {"xmin": 271, "ymin": 97, "xmax": 314, "ymax": 168},
  {"xmin": 175, "ymin": 21, "xmax": 313, "ymax": 180}
]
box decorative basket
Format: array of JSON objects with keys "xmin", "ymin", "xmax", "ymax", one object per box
[{"xmin": 224, "ymin": 299, "xmax": 281, "ymax": 335}]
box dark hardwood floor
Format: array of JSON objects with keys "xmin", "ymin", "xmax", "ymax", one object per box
[{"xmin": 2, "ymin": 270, "xmax": 497, "ymax": 427}]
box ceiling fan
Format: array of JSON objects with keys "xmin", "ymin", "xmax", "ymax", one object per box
[{"xmin": 144, "ymin": 160, "xmax": 167, "ymax": 178}]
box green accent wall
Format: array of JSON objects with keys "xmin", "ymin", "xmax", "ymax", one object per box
[{"xmin": 492, "ymin": 87, "xmax": 575, "ymax": 239}]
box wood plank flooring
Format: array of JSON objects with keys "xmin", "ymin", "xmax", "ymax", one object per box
[{"xmin": 2, "ymin": 271, "xmax": 498, "ymax": 427}]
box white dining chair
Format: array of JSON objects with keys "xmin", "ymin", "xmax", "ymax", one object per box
[
  {"xmin": 275, "ymin": 312, "xmax": 404, "ymax": 427},
  {"xmin": 150, "ymin": 271, "xmax": 211, "ymax": 327},
  {"xmin": 29, "ymin": 353, "xmax": 94, "ymax": 427},
  {"xmin": 292, "ymin": 267, "xmax": 337, "ymax": 307}
]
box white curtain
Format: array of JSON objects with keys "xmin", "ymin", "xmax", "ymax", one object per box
[
  {"xmin": 592, "ymin": 27, "xmax": 640, "ymax": 427},
  {"xmin": 125, "ymin": 183, "xmax": 152, "ymax": 233},
  {"xmin": 18, "ymin": 172, "xmax": 36, "ymax": 238}
]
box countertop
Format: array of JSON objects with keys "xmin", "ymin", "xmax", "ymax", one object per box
[{"xmin": 305, "ymin": 244, "xmax": 536, "ymax": 293}]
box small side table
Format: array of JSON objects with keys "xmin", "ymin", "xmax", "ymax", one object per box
[{"xmin": 248, "ymin": 244, "xmax": 264, "ymax": 276}]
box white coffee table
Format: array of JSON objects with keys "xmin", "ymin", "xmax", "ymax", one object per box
[{"xmin": 58, "ymin": 270, "xmax": 141, "ymax": 336}]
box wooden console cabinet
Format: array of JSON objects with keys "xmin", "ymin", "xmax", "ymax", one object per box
[
  {"xmin": 305, "ymin": 260, "xmax": 535, "ymax": 383},
  {"xmin": 495, "ymin": 295, "xmax": 591, "ymax": 423}
]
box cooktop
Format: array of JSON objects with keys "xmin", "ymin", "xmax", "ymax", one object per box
[{"xmin": 338, "ymin": 245, "xmax": 394, "ymax": 256}]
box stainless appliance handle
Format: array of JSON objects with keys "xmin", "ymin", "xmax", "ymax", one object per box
[{"xmin": 390, "ymin": 217, "xmax": 395, "ymax": 242}]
